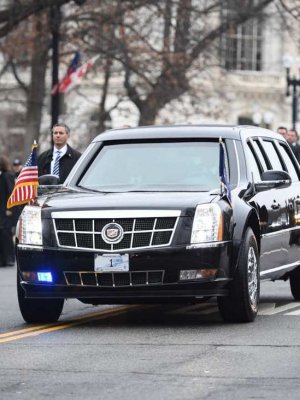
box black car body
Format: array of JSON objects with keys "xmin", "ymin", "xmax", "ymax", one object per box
[{"xmin": 16, "ymin": 125, "xmax": 300, "ymax": 323}]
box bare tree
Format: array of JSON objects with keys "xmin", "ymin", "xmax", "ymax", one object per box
[
  {"xmin": 71, "ymin": 0, "xmax": 300, "ymax": 127},
  {"xmin": 1, "ymin": 12, "xmax": 50, "ymax": 153},
  {"xmin": 0, "ymin": 0, "xmax": 87, "ymax": 38},
  {"xmin": 1, "ymin": 0, "xmax": 300, "ymax": 155}
]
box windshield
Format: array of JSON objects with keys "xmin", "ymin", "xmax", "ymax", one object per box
[{"xmin": 78, "ymin": 141, "xmax": 221, "ymax": 192}]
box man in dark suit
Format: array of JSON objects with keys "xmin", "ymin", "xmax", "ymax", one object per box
[
  {"xmin": 38, "ymin": 123, "xmax": 81, "ymax": 183},
  {"xmin": 0, "ymin": 155, "xmax": 15, "ymax": 266},
  {"xmin": 287, "ymin": 129, "xmax": 300, "ymax": 164}
]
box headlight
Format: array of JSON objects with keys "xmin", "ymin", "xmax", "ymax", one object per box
[
  {"xmin": 18, "ymin": 205, "xmax": 42, "ymax": 245},
  {"xmin": 191, "ymin": 204, "xmax": 223, "ymax": 243}
]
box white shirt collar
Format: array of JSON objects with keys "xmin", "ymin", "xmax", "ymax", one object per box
[{"xmin": 53, "ymin": 144, "xmax": 67, "ymax": 157}]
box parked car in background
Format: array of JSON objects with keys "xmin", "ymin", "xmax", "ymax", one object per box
[{"xmin": 16, "ymin": 125, "xmax": 300, "ymax": 323}]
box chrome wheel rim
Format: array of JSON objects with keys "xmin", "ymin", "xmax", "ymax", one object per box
[{"xmin": 247, "ymin": 246, "xmax": 258, "ymax": 310}]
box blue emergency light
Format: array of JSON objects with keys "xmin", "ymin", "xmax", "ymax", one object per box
[{"xmin": 37, "ymin": 272, "xmax": 53, "ymax": 283}]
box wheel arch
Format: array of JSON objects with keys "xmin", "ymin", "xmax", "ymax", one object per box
[
  {"xmin": 245, "ymin": 211, "xmax": 261, "ymax": 254},
  {"xmin": 231, "ymin": 204, "xmax": 261, "ymax": 273}
]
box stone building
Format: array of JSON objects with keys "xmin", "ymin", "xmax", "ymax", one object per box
[{"xmin": 0, "ymin": 2, "xmax": 300, "ymax": 161}]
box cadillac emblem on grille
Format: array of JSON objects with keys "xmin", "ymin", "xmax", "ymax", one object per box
[{"xmin": 102, "ymin": 222, "xmax": 124, "ymax": 244}]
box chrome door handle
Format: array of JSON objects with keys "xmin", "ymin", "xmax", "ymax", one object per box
[{"xmin": 271, "ymin": 202, "xmax": 280, "ymax": 210}]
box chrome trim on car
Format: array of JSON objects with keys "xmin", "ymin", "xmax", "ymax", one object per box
[
  {"xmin": 233, "ymin": 140, "xmax": 240, "ymax": 185},
  {"xmin": 52, "ymin": 211, "xmax": 180, "ymax": 252},
  {"xmin": 64, "ymin": 270, "xmax": 165, "ymax": 287},
  {"xmin": 186, "ymin": 240, "xmax": 230, "ymax": 249},
  {"xmin": 17, "ymin": 244, "xmax": 43, "ymax": 251},
  {"xmin": 260, "ymin": 262, "xmax": 300, "ymax": 276},
  {"xmin": 52, "ymin": 210, "xmax": 181, "ymax": 219},
  {"xmin": 261, "ymin": 226, "xmax": 300, "ymax": 237}
]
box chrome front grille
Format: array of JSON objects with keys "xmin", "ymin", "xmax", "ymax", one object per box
[
  {"xmin": 64, "ymin": 270, "xmax": 164, "ymax": 287},
  {"xmin": 52, "ymin": 211, "xmax": 180, "ymax": 252}
]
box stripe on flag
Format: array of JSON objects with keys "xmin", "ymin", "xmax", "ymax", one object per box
[{"xmin": 7, "ymin": 142, "xmax": 39, "ymax": 209}]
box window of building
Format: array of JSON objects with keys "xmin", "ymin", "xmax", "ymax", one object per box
[{"xmin": 221, "ymin": 5, "xmax": 263, "ymax": 71}]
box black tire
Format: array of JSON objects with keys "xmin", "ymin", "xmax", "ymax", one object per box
[
  {"xmin": 218, "ymin": 227, "xmax": 260, "ymax": 323},
  {"xmin": 17, "ymin": 272, "xmax": 64, "ymax": 323},
  {"xmin": 289, "ymin": 267, "xmax": 300, "ymax": 300}
]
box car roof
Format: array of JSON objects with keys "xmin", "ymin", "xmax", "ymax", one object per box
[{"xmin": 92, "ymin": 125, "xmax": 282, "ymax": 142}]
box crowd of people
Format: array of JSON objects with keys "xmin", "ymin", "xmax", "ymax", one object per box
[
  {"xmin": 0, "ymin": 123, "xmax": 81, "ymax": 267},
  {"xmin": 277, "ymin": 126, "xmax": 300, "ymax": 163},
  {"xmin": 0, "ymin": 123, "xmax": 300, "ymax": 267}
]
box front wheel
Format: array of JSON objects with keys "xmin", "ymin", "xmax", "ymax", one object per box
[
  {"xmin": 17, "ymin": 272, "xmax": 64, "ymax": 323},
  {"xmin": 289, "ymin": 267, "xmax": 300, "ymax": 300},
  {"xmin": 218, "ymin": 227, "xmax": 260, "ymax": 323}
]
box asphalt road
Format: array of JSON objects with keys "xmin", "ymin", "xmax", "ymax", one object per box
[{"xmin": 0, "ymin": 265, "xmax": 300, "ymax": 400}]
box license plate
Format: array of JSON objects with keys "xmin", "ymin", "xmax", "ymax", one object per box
[{"xmin": 94, "ymin": 253, "xmax": 129, "ymax": 272}]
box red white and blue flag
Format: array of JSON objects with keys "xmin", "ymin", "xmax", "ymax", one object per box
[
  {"xmin": 63, "ymin": 54, "xmax": 100, "ymax": 93},
  {"xmin": 219, "ymin": 137, "xmax": 231, "ymax": 202},
  {"xmin": 7, "ymin": 142, "xmax": 39, "ymax": 208},
  {"xmin": 51, "ymin": 51, "xmax": 81, "ymax": 95}
]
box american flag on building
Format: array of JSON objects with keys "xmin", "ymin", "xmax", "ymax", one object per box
[
  {"xmin": 51, "ymin": 51, "xmax": 81, "ymax": 95},
  {"xmin": 7, "ymin": 142, "xmax": 38, "ymax": 209}
]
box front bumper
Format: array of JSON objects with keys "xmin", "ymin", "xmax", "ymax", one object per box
[{"xmin": 17, "ymin": 242, "xmax": 232, "ymax": 302}]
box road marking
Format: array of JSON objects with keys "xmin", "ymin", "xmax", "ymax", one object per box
[
  {"xmin": 258, "ymin": 302, "xmax": 300, "ymax": 315},
  {"xmin": 169, "ymin": 302, "xmax": 300, "ymax": 317},
  {"xmin": 0, "ymin": 305, "xmax": 143, "ymax": 345},
  {"xmin": 0, "ymin": 323, "xmax": 58, "ymax": 338},
  {"xmin": 2, "ymin": 300, "xmax": 300, "ymax": 345},
  {"xmin": 285, "ymin": 309, "xmax": 300, "ymax": 316},
  {"xmin": 258, "ymin": 303, "xmax": 276, "ymax": 315}
]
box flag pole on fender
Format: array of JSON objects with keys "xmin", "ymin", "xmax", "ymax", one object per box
[
  {"xmin": 7, "ymin": 141, "xmax": 39, "ymax": 209},
  {"xmin": 219, "ymin": 137, "xmax": 231, "ymax": 202}
]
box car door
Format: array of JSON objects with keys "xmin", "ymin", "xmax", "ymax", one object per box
[
  {"xmin": 275, "ymin": 140, "xmax": 300, "ymax": 267},
  {"xmin": 246, "ymin": 138, "xmax": 288, "ymax": 273},
  {"xmin": 258, "ymin": 138, "xmax": 291, "ymax": 273}
]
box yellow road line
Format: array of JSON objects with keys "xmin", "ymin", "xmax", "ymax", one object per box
[
  {"xmin": 0, "ymin": 305, "xmax": 143, "ymax": 344},
  {"xmin": 0, "ymin": 323, "xmax": 58, "ymax": 338}
]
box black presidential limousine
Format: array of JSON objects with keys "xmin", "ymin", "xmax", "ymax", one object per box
[{"xmin": 16, "ymin": 125, "xmax": 300, "ymax": 323}]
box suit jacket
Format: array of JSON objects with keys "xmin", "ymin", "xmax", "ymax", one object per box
[
  {"xmin": 0, "ymin": 171, "xmax": 14, "ymax": 228},
  {"xmin": 289, "ymin": 142, "xmax": 300, "ymax": 164},
  {"xmin": 38, "ymin": 144, "xmax": 81, "ymax": 183}
]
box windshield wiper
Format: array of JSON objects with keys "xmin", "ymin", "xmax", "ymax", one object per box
[{"xmin": 76, "ymin": 185, "xmax": 110, "ymax": 193}]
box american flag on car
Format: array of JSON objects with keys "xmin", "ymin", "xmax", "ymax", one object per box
[{"xmin": 7, "ymin": 142, "xmax": 38, "ymax": 208}]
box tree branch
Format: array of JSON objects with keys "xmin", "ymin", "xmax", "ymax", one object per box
[
  {"xmin": 9, "ymin": 58, "xmax": 28, "ymax": 94},
  {"xmin": 0, "ymin": 0, "xmax": 80, "ymax": 38}
]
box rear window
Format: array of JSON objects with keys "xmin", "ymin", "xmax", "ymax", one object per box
[{"xmin": 78, "ymin": 141, "xmax": 222, "ymax": 192}]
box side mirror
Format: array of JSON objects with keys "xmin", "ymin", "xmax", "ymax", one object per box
[
  {"xmin": 38, "ymin": 174, "xmax": 60, "ymax": 185},
  {"xmin": 255, "ymin": 170, "xmax": 291, "ymax": 192}
]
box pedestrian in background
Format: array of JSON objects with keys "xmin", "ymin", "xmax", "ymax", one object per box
[
  {"xmin": 0, "ymin": 156, "xmax": 15, "ymax": 267},
  {"xmin": 11, "ymin": 159, "xmax": 24, "ymax": 233},
  {"xmin": 277, "ymin": 126, "xmax": 288, "ymax": 139},
  {"xmin": 287, "ymin": 129, "xmax": 300, "ymax": 163},
  {"xmin": 38, "ymin": 123, "xmax": 81, "ymax": 183},
  {"xmin": 12, "ymin": 158, "xmax": 23, "ymax": 179}
]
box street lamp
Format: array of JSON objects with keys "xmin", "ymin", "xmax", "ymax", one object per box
[
  {"xmin": 283, "ymin": 54, "xmax": 300, "ymax": 130},
  {"xmin": 49, "ymin": 0, "xmax": 86, "ymax": 135},
  {"xmin": 50, "ymin": 5, "xmax": 61, "ymax": 130}
]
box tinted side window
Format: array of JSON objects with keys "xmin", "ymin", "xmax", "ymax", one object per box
[
  {"xmin": 261, "ymin": 140, "xmax": 283, "ymax": 170},
  {"xmin": 246, "ymin": 142, "xmax": 261, "ymax": 181},
  {"xmin": 277, "ymin": 143, "xmax": 299, "ymax": 182},
  {"xmin": 252, "ymin": 140, "xmax": 268, "ymax": 171}
]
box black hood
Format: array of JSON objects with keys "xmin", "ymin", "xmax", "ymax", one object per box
[{"xmin": 40, "ymin": 189, "xmax": 219, "ymax": 218}]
